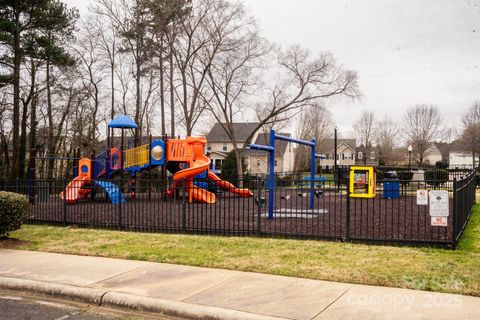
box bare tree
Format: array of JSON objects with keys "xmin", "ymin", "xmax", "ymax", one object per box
[
  {"xmin": 402, "ymin": 104, "xmax": 443, "ymax": 165},
  {"xmin": 72, "ymin": 20, "xmax": 109, "ymax": 147},
  {"xmin": 202, "ymin": 0, "xmax": 269, "ymax": 180},
  {"xmin": 94, "ymin": 0, "xmax": 153, "ymax": 145},
  {"xmin": 293, "ymin": 103, "xmax": 334, "ymax": 171},
  {"xmin": 91, "ymin": 16, "xmax": 118, "ymax": 121},
  {"xmin": 375, "ymin": 116, "xmax": 398, "ymax": 165},
  {"xmin": 251, "ymin": 45, "xmax": 358, "ymax": 140},
  {"xmin": 353, "ymin": 111, "xmax": 375, "ymax": 165},
  {"xmin": 460, "ymin": 101, "xmax": 480, "ymax": 167}
]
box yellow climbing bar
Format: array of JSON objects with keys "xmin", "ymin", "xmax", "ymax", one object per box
[{"xmin": 124, "ymin": 144, "xmax": 150, "ymax": 168}]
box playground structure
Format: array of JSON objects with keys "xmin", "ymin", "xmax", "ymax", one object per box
[
  {"xmin": 60, "ymin": 115, "xmax": 253, "ymax": 205},
  {"xmin": 14, "ymin": 114, "xmax": 473, "ymax": 248},
  {"xmin": 249, "ymin": 129, "xmax": 326, "ymax": 219}
]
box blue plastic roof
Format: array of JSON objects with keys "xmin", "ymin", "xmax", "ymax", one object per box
[{"xmin": 108, "ymin": 115, "xmax": 138, "ymax": 129}]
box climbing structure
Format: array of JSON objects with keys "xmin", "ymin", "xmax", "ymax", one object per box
[{"xmin": 60, "ymin": 115, "xmax": 253, "ymax": 204}]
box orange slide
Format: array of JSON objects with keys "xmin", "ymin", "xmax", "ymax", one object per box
[
  {"xmin": 167, "ymin": 137, "xmax": 216, "ymax": 204},
  {"xmin": 60, "ymin": 176, "xmax": 90, "ymax": 204},
  {"xmin": 207, "ymin": 172, "xmax": 253, "ymax": 197}
]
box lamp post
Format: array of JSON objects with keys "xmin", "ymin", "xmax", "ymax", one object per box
[{"xmin": 408, "ymin": 145, "xmax": 413, "ymax": 169}]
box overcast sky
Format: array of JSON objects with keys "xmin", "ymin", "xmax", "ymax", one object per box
[{"xmin": 69, "ymin": 0, "xmax": 480, "ymax": 138}]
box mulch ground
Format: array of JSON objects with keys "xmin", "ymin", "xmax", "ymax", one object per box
[{"xmin": 27, "ymin": 186, "xmax": 454, "ymax": 244}]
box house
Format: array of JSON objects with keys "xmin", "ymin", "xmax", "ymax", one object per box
[
  {"xmin": 317, "ymin": 139, "xmax": 356, "ymax": 169},
  {"xmin": 423, "ymin": 144, "xmax": 442, "ymax": 165},
  {"xmin": 392, "ymin": 144, "xmax": 444, "ymax": 166},
  {"xmin": 242, "ymin": 133, "xmax": 295, "ymax": 175},
  {"xmin": 205, "ymin": 122, "xmax": 260, "ymax": 170},
  {"xmin": 355, "ymin": 145, "xmax": 379, "ymax": 165},
  {"xmin": 446, "ymin": 140, "xmax": 478, "ymax": 168}
]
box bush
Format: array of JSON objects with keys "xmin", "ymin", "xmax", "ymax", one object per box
[
  {"xmin": 435, "ymin": 161, "xmax": 449, "ymax": 169},
  {"xmin": 376, "ymin": 170, "xmax": 384, "ymax": 182},
  {"xmin": 424, "ymin": 169, "xmax": 448, "ymax": 186},
  {"xmin": 220, "ymin": 150, "xmax": 247, "ymax": 183},
  {"xmin": 397, "ymin": 171, "xmax": 414, "ymax": 185},
  {"xmin": 0, "ymin": 191, "xmax": 29, "ymax": 237}
]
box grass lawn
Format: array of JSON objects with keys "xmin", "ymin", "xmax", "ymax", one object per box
[{"xmin": 4, "ymin": 205, "xmax": 480, "ymax": 297}]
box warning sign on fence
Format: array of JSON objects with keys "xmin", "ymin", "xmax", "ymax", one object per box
[
  {"xmin": 417, "ymin": 190, "xmax": 428, "ymax": 205},
  {"xmin": 429, "ymin": 190, "xmax": 449, "ymax": 217},
  {"xmin": 431, "ymin": 217, "xmax": 448, "ymax": 227}
]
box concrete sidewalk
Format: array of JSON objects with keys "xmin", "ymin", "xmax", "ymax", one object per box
[{"xmin": 0, "ymin": 249, "xmax": 478, "ymax": 320}]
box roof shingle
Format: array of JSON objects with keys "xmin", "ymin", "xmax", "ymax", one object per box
[{"xmin": 206, "ymin": 122, "xmax": 259, "ymax": 143}]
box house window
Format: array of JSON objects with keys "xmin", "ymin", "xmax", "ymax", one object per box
[
  {"xmin": 370, "ymin": 151, "xmax": 375, "ymax": 160},
  {"xmin": 256, "ymin": 159, "xmax": 261, "ymax": 166},
  {"xmin": 344, "ymin": 153, "xmax": 351, "ymax": 160},
  {"xmin": 274, "ymin": 160, "xmax": 278, "ymax": 167},
  {"xmin": 358, "ymin": 151, "xmax": 363, "ymax": 160},
  {"xmin": 223, "ymin": 143, "xmax": 227, "ymax": 151},
  {"xmin": 207, "ymin": 145, "xmax": 211, "ymax": 151}
]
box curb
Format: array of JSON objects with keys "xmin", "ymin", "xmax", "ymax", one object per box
[
  {"xmin": 0, "ymin": 276, "xmax": 106, "ymax": 305},
  {"xmin": 0, "ymin": 276, "xmax": 286, "ymax": 320}
]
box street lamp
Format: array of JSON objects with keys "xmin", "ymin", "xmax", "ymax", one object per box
[{"xmin": 408, "ymin": 145, "xmax": 413, "ymax": 168}]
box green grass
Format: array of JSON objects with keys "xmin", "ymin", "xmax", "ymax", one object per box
[{"xmin": 7, "ymin": 206, "xmax": 480, "ymax": 297}]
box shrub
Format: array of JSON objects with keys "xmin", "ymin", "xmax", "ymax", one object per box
[
  {"xmin": 0, "ymin": 191, "xmax": 29, "ymax": 237},
  {"xmin": 424, "ymin": 169, "xmax": 448, "ymax": 186},
  {"xmin": 397, "ymin": 171, "xmax": 414, "ymax": 185},
  {"xmin": 220, "ymin": 150, "xmax": 247, "ymax": 183},
  {"xmin": 435, "ymin": 161, "xmax": 449, "ymax": 169},
  {"xmin": 376, "ymin": 170, "xmax": 384, "ymax": 182}
]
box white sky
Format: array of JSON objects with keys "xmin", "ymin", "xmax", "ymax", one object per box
[{"xmin": 68, "ymin": 0, "xmax": 480, "ymax": 138}]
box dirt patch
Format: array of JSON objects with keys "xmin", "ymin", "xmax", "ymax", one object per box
[{"xmin": 0, "ymin": 237, "xmax": 30, "ymax": 249}]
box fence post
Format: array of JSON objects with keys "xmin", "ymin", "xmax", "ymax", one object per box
[
  {"xmin": 452, "ymin": 178, "xmax": 457, "ymax": 248},
  {"xmin": 118, "ymin": 183, "xmax": 123, "ymax": 230},
  {"xmin": 182, "ymin": 179, "xmax": 186, "ymax": 231},
  {"xmin": 63, "ymin": 178, "xmax": 67, "ymax": 227},
  {"xmin": 256, "ymin": 177, "xmax": 262, "ymax": 236},
  {"xmin": 345, "ymin": 185, "xmax": 350, "ymax": 241}
]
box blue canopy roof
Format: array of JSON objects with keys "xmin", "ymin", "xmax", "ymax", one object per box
[{"xmin": 108, "ymin": 115, "xmax": 138, "ymax": 129}]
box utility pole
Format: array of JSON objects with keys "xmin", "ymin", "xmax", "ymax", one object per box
[
  {"xmin": 334, "ymin": 127, "xmax": 338, "ymax": 173},
  {"xmin": 334, "ymin": 127, "xmax": 338, "ymax": 191}
]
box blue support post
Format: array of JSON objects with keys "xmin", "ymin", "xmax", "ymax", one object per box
[
  {"xmin": 310, "ymin": 138, "xmax": 316, "ymax": 210},
  {"xmin": 250, "ymin": 130, "xmax": 321, "ymax": 218},
  {"xmin": 268, "ymin": 129, "xmax": 276, "ymax": 219}
]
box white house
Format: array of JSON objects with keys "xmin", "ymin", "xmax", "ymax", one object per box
[
  {"xmin": 205, "ymin": 122, "xmax": 260, "ymax": 169},
  {"xmin": 449, "ymin": 151, "xmax": 478, "ymax": 168},
  {"xmin": 242, "ymin": 133, "xmax": 295, "ymax": 175},
  {"xmin": 318, "ymin": 139, "xmax": 356, "ymax": 169}
]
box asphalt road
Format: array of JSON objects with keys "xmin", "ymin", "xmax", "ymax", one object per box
[{"xmin": 0, "ymin": 293, "xmax": 168, "ymax": 320}]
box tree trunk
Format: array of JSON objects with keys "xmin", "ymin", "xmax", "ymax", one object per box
[
  {"xmin": 111, "ymin": 55, "xmax": 115, "ymax": 120},
  {"xmin": 233, "ymin": 145, "xmax": 244, "ymax": 187},
  {"xmin": 135, "ymin": 60, "xmax": 141, "ymax": 146},
  {"xmin": 29, "ymin": 92, "xmax": 37, "ymax": 176},
  {"xmin": 181, "ymin": 71, "xmax": 190, "ymax": 135},
  {"xmin": 11, "ymin": 12, "xmax": 21, "ymax": 178},
  {"xmin": 159, "ymin": 37, "xmax": 166, "ymax": 136},
  {"xmin": 46, "ymin": 58, "xmax": 55, "ymax": 179},
  {"xmin": 19, "ymin": 99, "xmax": 28, "ymax": 179},
  {"xmin": 169, "ymin": 40, "xmax": 175, "ymax": 138}
]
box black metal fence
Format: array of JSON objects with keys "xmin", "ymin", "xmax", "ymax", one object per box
[{"xmin": 0, "ymin": 170, "xmax": 477, "ymax": 248}]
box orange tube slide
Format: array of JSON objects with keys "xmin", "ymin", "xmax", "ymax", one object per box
[{"xmin": 207, "ymin": 172, "xmax": 253, "ymax": 197}]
